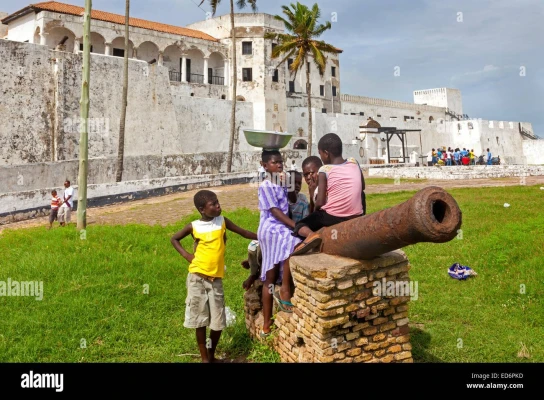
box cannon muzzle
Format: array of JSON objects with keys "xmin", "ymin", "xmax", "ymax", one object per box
[{"xmin": 318, "ymin": 186, "xmax": 462, "ymax": 260}]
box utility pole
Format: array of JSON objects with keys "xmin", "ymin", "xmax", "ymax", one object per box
[{"xmin": 77, "ymin": 0, "xmax": 92, "ymax": 230}]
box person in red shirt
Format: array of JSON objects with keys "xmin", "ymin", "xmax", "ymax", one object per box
[{"xmin": 49, "ymin": 190, "xmax": 62, "ymax": 230}]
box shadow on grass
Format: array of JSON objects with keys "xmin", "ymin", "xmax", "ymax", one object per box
[{"xmin": 410, "ymin": 327, "xmax": 443, "ymax": 363}]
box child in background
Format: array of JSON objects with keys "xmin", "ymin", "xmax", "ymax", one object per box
[
  {"xmin": 292, "ymin": 133, "xmax": 366, "ymax": 255},
  {"xmin": 48, "ymin": 190, "xmax": 62, "ymax": 230},
  {"xmin": 301, "ymin": 156, "xmax": 324, "ymax": 213},
  {"xmin": 170, "ymin": 190, "xmax": 257, "ymax": 363},
  {"xmin": 241, "ymin": 171, "xmax": 309, "ymax": 291}
]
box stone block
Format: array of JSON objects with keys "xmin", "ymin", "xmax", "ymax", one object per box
[
  {"xmin": 337, "ymin": 279, "xmax": 354, "ymax": 290},
  {"xmin": 379, "ymin": 322, "xmax": 397, "ymax": 332}
]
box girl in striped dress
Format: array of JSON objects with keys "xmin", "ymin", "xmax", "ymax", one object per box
[{"xmin": 257, "ymin": 150, "xmax": 321, "ymax": 337}]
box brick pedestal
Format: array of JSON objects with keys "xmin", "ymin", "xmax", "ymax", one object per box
[{"xmin": 244, "ymin": 250, "xmax": 414, "ymax": 363}]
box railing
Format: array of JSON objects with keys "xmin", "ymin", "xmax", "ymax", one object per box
[
  {"xmin": 169, "ymin": 70, "xmax": 181, "ymax": 82},
  {"xmin": 211, "ymin": 76, "xmax": 224, "ymax": 85},
  {"xmin": 188, "ymin": 73, "xmax": 204, "ymax": 84},
  {"xmin": 169, "ymin": 71, "xmax": 224, "ymax": 85}
]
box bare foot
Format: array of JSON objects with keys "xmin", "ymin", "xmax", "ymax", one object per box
[
  {"xmin": 242, "ymin": 275, "xmax": 257, "ymax": 291},
  {"xmin": 241, "ymin": 259, "xmax": 250, "ymax": 270}
]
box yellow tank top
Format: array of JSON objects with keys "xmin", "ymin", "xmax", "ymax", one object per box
[{"xmin": 189, "ymin": 216, "xmax": 226, "ymax": 278}]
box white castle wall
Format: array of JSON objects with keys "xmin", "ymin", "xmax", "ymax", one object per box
[
  {"xmin": 0, "ymin": 40, "xmax": 254, "ymax": 167},
  {"xmin": 522, "ymin": 140, "xmax": 544, "ymax": 165}
]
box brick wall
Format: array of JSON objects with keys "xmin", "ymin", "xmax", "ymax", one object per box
[{"xmin": 244, "ymin": 250, "xmax": 414, "ymax": 363}]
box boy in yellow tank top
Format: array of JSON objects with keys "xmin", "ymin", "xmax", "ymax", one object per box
[{"xmin": 171, "ymin": 190, "xmax": 257, "ymax": 363}]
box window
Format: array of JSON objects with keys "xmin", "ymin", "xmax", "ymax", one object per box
[
  {"xmin": 242, "ymin": 41, "xmax": 253, "ymax": 55},
  {"xmin": 272, "ymin": 69, "xmax": 279, "ymax": 82},
  {"xmin": 288, "ymin": 58, "xmax": 293, "ymax": 69},
  {"xmin": 468, "ymin": 122, "xmax": 474, "ymax": 130},
  {"xmin": 332, "ymin": 86, "xmax": 337, "ymax": 96},
  {"xmin": 320, "ymin": 85, "xmax": 324, "ymax": 96},
  {"xmin": 289, "ymin": 81, "xmax": 295, "ymax": 92},
  {"xmin": 331, "ymin": 66, "xmax": 336, "ymax": 77},
  {"xmin": 359, "ymin": 112, "xmax": 364, "ymax": 116},
  {"xmin": 322, "ymin": 108, "xmax": 327, "ymax": 113},
  {"xmin": 221, "ymin": 95, "xmax": 226, "ymax": 100},
  {"xmin": 80, "ymin": 43, "xmax": 93, "ymax": 52},
  {"xmin": 113, "ymin": 48, "xmax": 124, "ymax": 57},
  {"xmin": 242, "ymin": 68, "xmax": 252, "ymax": 81},
  {"xmin": 271, "ymin": 43, "xmax": 277, "ymax": 54},
  {"xmin": 351, "ymin": 113, "xmax": 356, "ymax": 115},
  {"xmin": 377, "ymin": 114, "xmax": 381, "ymax": 117}
]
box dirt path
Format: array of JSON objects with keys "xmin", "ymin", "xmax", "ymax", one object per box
[{"xmin": 2, "ymin": 175, "xmax": 543, "ymax": 233}]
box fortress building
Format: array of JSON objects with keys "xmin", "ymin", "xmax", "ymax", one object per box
[{"xmin": 1, "ymin": 1, "xmax": 542, "ymax": 222}]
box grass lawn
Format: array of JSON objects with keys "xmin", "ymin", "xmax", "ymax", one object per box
[{"xmin": 0, "ymin": 185, "xmax": 543, "ymax": 363}]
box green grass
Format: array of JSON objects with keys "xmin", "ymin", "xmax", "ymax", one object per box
[
  {"xmin": 364, "ymin": 177, "xmax": 428, "ymax": 185},
  {"xmin": 0, "ymin": 185, "xmax": 543, "ymax": 363}
]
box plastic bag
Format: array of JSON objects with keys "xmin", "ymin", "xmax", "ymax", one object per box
[
  {"xmin": 448, "ymin": 263, "xmax": 477, "ymax": 280},
  {"xmin": 225, "ymin": 306, "xmax": 236, "ymax": 327}
]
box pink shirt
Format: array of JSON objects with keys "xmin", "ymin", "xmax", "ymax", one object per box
[{"xmin": 319, "ymin": 158, "xmax": 363, "ymax": 217}]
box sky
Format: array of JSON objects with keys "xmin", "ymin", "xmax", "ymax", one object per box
[{"xmin": 2, "ymin": 0, "xmax": 543, "ymax": 137}]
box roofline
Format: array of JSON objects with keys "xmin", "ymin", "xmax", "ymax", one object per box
[
  {"xmin": 1, "ymin": 5, "xmax": 35, "ymax": 24},
  {"xmin": 2, "ymin": 2, "xmax": 219, "ymax": 42}
]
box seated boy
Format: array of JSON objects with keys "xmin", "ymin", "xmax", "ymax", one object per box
[
  {"xmin": 242, "ymin": 171, "xmax": 309, "ymax": 291},
  {"xmin": 291, "ymin": 133, "xmax": 366, "ymax": 255},
  {"xmin": 170, "ymin": 190, "xmax": 257, "ymax": 363}
]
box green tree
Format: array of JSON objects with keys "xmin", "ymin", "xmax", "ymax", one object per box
[
  {"xmin": 205, "ymin": 0, "xmax": 257, "ymax": 172},
  {"xmin": 265, "ymin": 2, "xmax": 341, "ymax": 156}
]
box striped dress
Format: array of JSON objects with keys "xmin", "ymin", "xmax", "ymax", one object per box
[{"xmin": 257, "ymin": 179, "xmax": 302, "ymax": 282}]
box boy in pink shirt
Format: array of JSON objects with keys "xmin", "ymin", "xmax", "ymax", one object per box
[{"xmin": 292, "ymin": 133, "xmax": 366, "ymax": 255}]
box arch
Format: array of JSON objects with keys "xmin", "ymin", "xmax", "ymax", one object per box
[
  {"xmin": 163, "ymin": 44, "xmax": 183, "ymax": 76},
  {"xmin": 33, "ymin": 26, "xmax": 40, "ymax": 45},
  {"xmin": 236, "ymin": 95, "xmax": 246, "ymax": 101},
  {"xmin": 89, "ymin": 32, "xmax": 106, "ymax": 54},
  {"xmin": 46, "ymin": 27, "xmax": 76, "ymax": 52},
  {"xmin": 137, "ymin": 41, "xmax": 160, "ymax": 63},
  {"xmin": 429, "ymin": 116, "xmax": 434, "ymax": 123},
  {"xmin": 208, "ymin": 51, "xmax": 226, "ymax": 85},
  {"xmin": 293, "ymin": 139, "xmax": 308, "ymax": 150},
  {"xmin": 185, "ymin": 48, "xmax": 205, "ymax": 83},
  {"xmin": 111, "ymin": 37, "xmax": 134, "ymax": 58}
]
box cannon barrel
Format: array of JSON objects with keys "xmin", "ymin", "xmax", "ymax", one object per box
[{"xmin": 318, "ymin": 186, "xmax": 462, "ymax": 260}]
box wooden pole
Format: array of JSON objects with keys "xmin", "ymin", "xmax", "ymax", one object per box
[
  {"xmin": 77, "ymin": 0, "xmax": 92, "ymax": 230},
  {"xmin": 116, "ymin": 0, "xmax": 129, "ymax": 182}
]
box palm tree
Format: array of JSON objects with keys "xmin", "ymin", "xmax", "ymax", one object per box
[
  {"xmin": 116, "ymin": 0, "xmax": 129, "ymax": 182},
  {"xmin": 265, "ymin": 2, "xmax": 341, "ymax": 156},
  {"xmin": 205, "ymin": 0, "xmax": 257, "ymax": 172}
]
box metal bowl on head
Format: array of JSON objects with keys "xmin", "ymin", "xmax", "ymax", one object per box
[{"xmin": 243, "ymin": 129, "xmax": 293, "ymax": 150}]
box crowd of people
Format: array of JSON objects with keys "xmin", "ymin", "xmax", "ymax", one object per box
[
  {"xmin": 170, "ymin": 133, "xmax": 366, "ymax": 362},
  {"xmin": 426, "ymin": 147, "xmax": 497, "ymax": 166}
]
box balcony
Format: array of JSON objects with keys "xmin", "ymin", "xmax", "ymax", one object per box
[{"xmin": 169, "ymin": 70, "xmax": 225, "ymax": 86}]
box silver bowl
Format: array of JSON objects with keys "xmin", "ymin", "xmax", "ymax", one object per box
[{"xmin": 243, "ymin": 129, "xmax": 293, "ymax": 150}]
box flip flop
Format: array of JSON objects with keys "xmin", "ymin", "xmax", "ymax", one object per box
[
  {"xmin": 291, "ymin": 233, "xmax": 322, "ymax": 256},
  {"xmin": 273, "ymin": 292, "xmax": 293, "ymax": 313},
  {"xmin": 259, "ymin": 330, "xmax": 271, "ymax": 338}
]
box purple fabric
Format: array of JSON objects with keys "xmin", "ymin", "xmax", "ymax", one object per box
[{"xmin": 257, "ymin": 179, "xmax": 302, "ymax": 282}]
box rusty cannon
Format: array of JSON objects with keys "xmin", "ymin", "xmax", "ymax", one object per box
[{"xmin": 318, "ymin": 186, "xmax": 462, "ymax": 260}]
